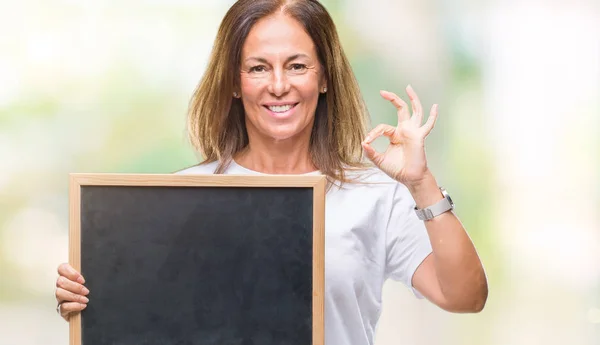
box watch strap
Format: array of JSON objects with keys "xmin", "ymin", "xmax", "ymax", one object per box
[{"xmin": 414, "ymin": 188, "xmax": 454, "ymax": 221}]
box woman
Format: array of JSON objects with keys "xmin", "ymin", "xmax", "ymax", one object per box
[{"xmin": 55, "ymin": 0, "xmax": 488, "ymax": 344}]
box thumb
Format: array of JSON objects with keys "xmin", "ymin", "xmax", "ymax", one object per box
[{"xmin": 362, "ymin": 142, "xmax": 384, "ymax": 167}]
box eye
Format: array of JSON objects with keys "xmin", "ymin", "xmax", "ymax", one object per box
[
  {"xmin": 290, "ymin": 63, "xmax": 307, "ymax": 71},
  {"xmin": 249, "ymin": 65, "xmax": 267, "ymax": 73}
]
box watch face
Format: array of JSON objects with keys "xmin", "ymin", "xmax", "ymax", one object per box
[{"xmin": 441, "ymin": 188, "xmax": 454, "ymax": 207}]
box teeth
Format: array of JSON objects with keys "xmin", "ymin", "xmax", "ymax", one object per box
[{"xmin": 268, "ymin": 104, "xmax": 293, "ymax": 113}]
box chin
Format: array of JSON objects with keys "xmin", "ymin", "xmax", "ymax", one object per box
[
  {"xmin": 263, "ymin": 129, "xmax": 303, "ymax": 141},
  {"xmin": 258, "ymin": 123, "xmax": 310, "ymax": 142}
]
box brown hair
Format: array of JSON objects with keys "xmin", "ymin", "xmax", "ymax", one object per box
[{"xmin": 187, "ymin": 0, "xmax": 371, "ymax": 183}]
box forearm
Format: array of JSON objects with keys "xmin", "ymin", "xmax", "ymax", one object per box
[{"xmin": 407, "ymin": 170, "xmax": 488, "ymax": 311}]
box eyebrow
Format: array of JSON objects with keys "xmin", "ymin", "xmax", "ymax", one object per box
[{"xmin": 244, "ymin": 54, "xmax": 311, "ymax": 64}]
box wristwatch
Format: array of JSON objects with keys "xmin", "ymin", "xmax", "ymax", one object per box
[{"xmin": 414, "ymin": 187, "xmax": 454, "ymax": 221}]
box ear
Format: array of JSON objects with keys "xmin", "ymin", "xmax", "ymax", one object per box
[
  {"xmin": 232, "ymin": 79, "xmax": 242, "ymax": 98},
  {"xmin": 317, "ymin": 65, "xmax": 327, "ymax": 93},
  {"xmin": 319, "ymin": 78, "xmax": 328, "ymax": 94}
]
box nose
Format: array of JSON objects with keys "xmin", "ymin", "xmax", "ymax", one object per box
[{"xmin": 267, "ymin": 68, "xmax": 290, "ymax": 97}]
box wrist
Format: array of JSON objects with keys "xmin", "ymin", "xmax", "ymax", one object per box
[{"xmin": 405, "ymin": 170, "xmax": 442, "ymax": 208}]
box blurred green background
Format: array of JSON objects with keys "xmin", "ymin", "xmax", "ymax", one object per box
[{"xmin": 0, "ymin": 0, "xmax": 598, "ymax": 344}]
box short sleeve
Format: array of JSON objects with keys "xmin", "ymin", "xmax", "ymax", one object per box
[{"xmin": 384, "ymin": 182, "xmax": 433, "ymax": 299}]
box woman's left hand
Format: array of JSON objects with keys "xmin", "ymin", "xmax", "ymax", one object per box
[{"xmin": 362, "ymin": 85, "xmax": 438, "ymax": 187}]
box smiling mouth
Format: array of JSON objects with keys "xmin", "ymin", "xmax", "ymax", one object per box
[{"xmin": 264, "ymin": 103, "xmax": 298, "ymax": 113}]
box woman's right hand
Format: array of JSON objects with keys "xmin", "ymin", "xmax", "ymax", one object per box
[{"xmin": 55, "ymin": 263, "xmax": 90, "ymax": 321}]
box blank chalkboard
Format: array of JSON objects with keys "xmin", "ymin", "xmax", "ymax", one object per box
[{"xmin": 68, "ymin": 174, "xmax": 326, "ymax": 345}]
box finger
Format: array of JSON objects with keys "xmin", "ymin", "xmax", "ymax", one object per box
[
  {"xmin": 56, "ymin": 287, "xmax": 89, "ymax": 304},
  {"xmin": 380, "ymin": 90, "xmax": 410, "ymax": 122},
  {"xmin": 56, "ymin": 275, "xmax": 90, "ymax": 296},
  {"xmin": 422, "ymin": 104, "xmax": 439, "ymax": 135},
  {"xmin": 57, "ymin": 263, "xmax": 85, "ymax": 284},
  {"xmin": 363, "ymin": 123, "xmax": 396, "ymax": 144},
  {"xmin": 60, "ymin": 302, "xmax": 87, "ymax": 319},
  {"xmin": 361, "ymin": 142, "xmax": 385, "ymax": 167},
  {"xmin": 406, "ymin": 85, "xmax": 423, "ymax": 124}
]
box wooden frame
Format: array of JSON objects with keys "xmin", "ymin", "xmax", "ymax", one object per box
[{"xmin": 69, "ymin": 173, "xmax": 326, "ymax": 345}]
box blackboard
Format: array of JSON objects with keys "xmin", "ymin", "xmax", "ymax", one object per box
[{"xmin": 68, "ymin": 174, "xmax": 326, "ymax": 345}]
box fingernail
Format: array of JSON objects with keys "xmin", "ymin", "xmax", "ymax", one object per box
[
  {"xmin": 82, "ymin": 287, "xmax": 90, "ymax": 295},
  {"xmin": 77, "ymin": 276, "xmax": 85, "ymax": 284},
  {"xmin": 81, "ymin": 304, "xmax": 87, "ymax": 309},
  {"xmin": 81, "ymin": 296, "xmax": 89, "ymax": 303}
]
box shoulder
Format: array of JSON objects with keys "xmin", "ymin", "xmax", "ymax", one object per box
[
  {"xmin": 333, "ymin": 166, "xmax": 411, "ymax": 200},
  {"xmin": 339, "ymin": 166, "xmax": 404, "ymax": 191},
  {"xmin": 173, "ymin": 160, "xmax": 219, "ymax": 175}
]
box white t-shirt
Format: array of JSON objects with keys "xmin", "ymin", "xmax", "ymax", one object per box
[{"xmin": 176, "ymin": 160, "xmax": 433, "ymax": 345}]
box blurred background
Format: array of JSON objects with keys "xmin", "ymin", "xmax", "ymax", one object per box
[{"xmin": 0, "ymin": 0, "xmax": 598, "ymax": 344}]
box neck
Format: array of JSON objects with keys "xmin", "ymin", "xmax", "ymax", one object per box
[{"xmin": 235, "ymin": 137, "xmax": 316, "ymax": 175}]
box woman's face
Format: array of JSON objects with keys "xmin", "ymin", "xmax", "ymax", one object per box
[{"xmin": 239, "ymin": 13, "xmax": 326, "ymax": 143}]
